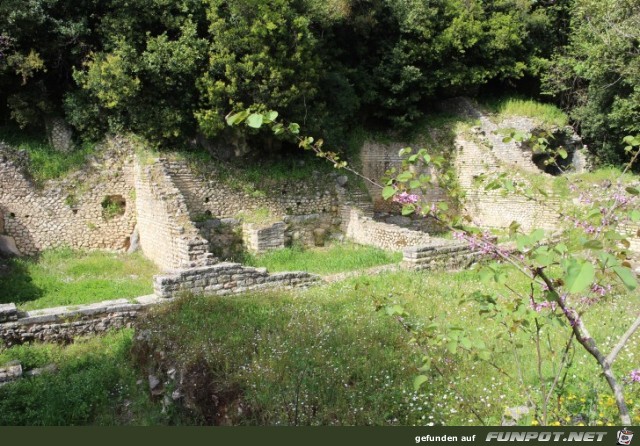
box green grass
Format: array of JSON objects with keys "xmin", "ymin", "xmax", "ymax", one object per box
[
  {"xmin": 130, "ymin": 268, "xmax": 640, "ymax": 426},
  {"xmin": 1, "ymin": 268, "xmax": 638, "ymax": 425},
  {"xmin": 243, "ymin": 243, "xmax": 403, "ymax": 275},
  {"xmin": 481, "ymin": 97, "xmax": 568, "ymax": 128},
  {"xmin": 0, "ymin": 330, "xmax": 176, "ymax": 425},
  {"xmin": 0, "ymin": 125, "xmax": 96, "ymax": 184},
  {"xmin": 0, "ymin": 248, "xmax": 159, "ymax": 310}
]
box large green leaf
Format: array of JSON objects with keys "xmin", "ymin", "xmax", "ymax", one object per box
[
  {"xmin": 564, "ymin": 261, "xmax": 595, "ymax": 294},
  {"xmin": 246, "ymin": 113, "xmax": 263, "ymax": 128},
  {"xmin": 413, "ymin": 375, "xmax": 429, "ymax": 391},
  {"xmin": 382, "ymin": 186, "xmax": 396, "ymax": 200},
  {"xmin": 613, "ymin": 266, "xmax": 638, "ymax": 290}
]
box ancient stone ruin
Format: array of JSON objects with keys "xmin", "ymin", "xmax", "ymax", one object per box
[{"xmin": 1, "ymin": 99, "xmax": 638, "ymax": 346}]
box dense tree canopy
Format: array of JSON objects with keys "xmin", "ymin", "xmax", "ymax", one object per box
[{"xmin": 0, "ymin": 0, "xmax": 637, "ymax": 162}]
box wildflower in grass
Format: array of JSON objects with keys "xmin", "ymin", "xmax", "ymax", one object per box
[{"xmin": 630, "ymin": 369, "xmax": 640, "ymax": 383}]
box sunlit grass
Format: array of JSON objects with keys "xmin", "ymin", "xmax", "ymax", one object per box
[
  {"xmin": 243, "ymin": 243, "xmax": 402, "ymax": 275},
  {"xmin": 482, "ymin": 97, "xmax": 568, "ymax": 128},
  {"xmin": 0, "ymin": 247, "xmax": 159, "ymax": 310},
  {"xmin": 0, "ymin": 125, "xmax": 96, "ymax": 184}
]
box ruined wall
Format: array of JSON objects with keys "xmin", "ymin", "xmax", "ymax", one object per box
[
  {"xmin": 341, "ymin": 207, "xmax": 433, "ymax": 251},
  {"xmin": 153, "ymin": 262, "xmax": 319, "ymax": 299},
  {"xmin": 134, "ymin": 158, "xmax": 215, "ymax": 271},
  {"xmin": 360, "ymin": 141, "xmax": 450, "ymax": 215},
  {"xmin": 0, "ymin": 297, "xmax": 161, "ymax": 348},
  {"xmin": 164, "ymin": 160, "xmax": 339, "ymax": 219},
  {"xmin": 402, "ymin": 243, "xmax": 486, "ymax": 271},
  {"xmin": 0, "ymin": 138, "xmax": 137, "ymax": 255}
]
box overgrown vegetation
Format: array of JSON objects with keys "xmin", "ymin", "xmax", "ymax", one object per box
[
  {"xmin": 3, "ymin": 267, "xmax": 636, "ymax": 426},
  {"xmin": 0, "ymin": 248, "xmax": 158, "ymax": 310},
  {"xmin": 244, "ymin": 243, "xmax": 402, "ymax": 275},
  {"xmin": 481, "ymin": 97, "xmax": 569, "ymax": 128},
  {"xmin": 0, "ymin": 330, "xmax": 175, "ymax": 425},
  {"xmin": 0, "ymin": 125, "xmax": 95, "ymax": 183}
]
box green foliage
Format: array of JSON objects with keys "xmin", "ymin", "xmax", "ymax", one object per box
[
  {"xmin": 543, "ymin": 0, "xmax": 640, "ymax": 164},
  {"xmin": 0, "ymin": 125, "xmax": 96, "ymax": 183},
  {"xmin": 481, "ymin": 97, "xmax": 568, "ymax": 128},
  {"xmin": 243, "ymin": 243, "xmax": 402, "ymax": 275},
  {"xmin": 195, "ymin": 0, "xmax": 321, "ymax": 139},
  {"xmin": 0, "ymin": 248, "xmax": 158, "ymax": 310},
  {"xmin": 0, "ymin": 330, "xmax": 173, "ymax": 426}
]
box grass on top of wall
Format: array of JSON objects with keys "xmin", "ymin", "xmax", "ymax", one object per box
[
  {"xmin": 243, "ymin": 243, "xmax": 402, "ymax": 275},
  {"xmin": 480, "ymin": 97, "xmax": 568, "ymax": 128},
  {"xmin": 0, "ymin": 125, "xmax": 96, "ymax": 184},
  {"xmin": 0, "ymin": 247, "xmax": 159, "ymax": 310}
]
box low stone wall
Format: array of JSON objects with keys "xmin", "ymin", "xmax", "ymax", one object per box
[
  {"xmin": 154, "ymin": 263, "xmax": 320, "ymax": 299},
  {"xmin": 342, "ymin": 207, "xmax": 433, "ymax": 251},
  {"xmin": 402, "ymin": 242, "xmax": 485, "ymax": 271},
  {"xmin": 0, "ymin": 296, "xmax": 162, "ymax": 348},
  {"xmin": 242, "ymin": 222, "xmax": 286, "ymax": 253}
]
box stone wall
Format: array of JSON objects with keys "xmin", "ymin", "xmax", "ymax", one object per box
[
  {"xmin": 360, "ymin": 140, "xmax": 450, "ymax": 215},
  {"xmin": 402, "ymin": 242, "xmax": 486, "ymax": 271},
  {"xmin": 153, "ymin": 262, "xmax": 320, "ymax": 299},
  {"xmin": 0, "ymin": 296, "xmax": 161, "ymax": 348},
  {"xmin": 0, "ymin": 138, "xmax": 137, "ymax": 255},
  {"xmin": 134, "ymin": 158, "xmax": 215, "ymax": 271},
  {"xmin": 341, "ymin": 207, "xmax": 433, "ymax": 251},
  {"xmin": 451, "ymin": 102, "xmax": 563, "ymax": 232},
  {"xmin": 242, "ymin": 222, "xmax": 286, "ymax": 253},
  {"xmin": 164, "ymin": 160, "xmax": 340, "ymax": 220}
]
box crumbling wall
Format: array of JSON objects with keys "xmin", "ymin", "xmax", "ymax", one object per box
[
  {"xmin": 0, "ymin": 138, "xmax": 137, "ymax": 255},
  {"xmin": 133, "ymin": 158, "xmax": 215, "ymax": 271}
]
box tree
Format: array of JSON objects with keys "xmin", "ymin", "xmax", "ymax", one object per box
[{"xmin": 543, "ymin": 0, "xmax": 640, "ymax": 164}]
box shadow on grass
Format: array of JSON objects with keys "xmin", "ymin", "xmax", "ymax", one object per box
[{"xmin": 0, "ymin": 256, "xmax": 43, "ymax": 306}]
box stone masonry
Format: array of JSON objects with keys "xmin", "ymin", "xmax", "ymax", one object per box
[
  {"xmin": 0, "ymin": 296, "xmax": 162, "ymax": 348},
  {"xmin": 0, "ymin": 138, "xmax": 137, "ymax": 255},
  {"xmin": 341, "ymin": 206, "xmax": 433, "ymax": 251},
  {"xmin": 134, "ymin": 157, "xmax": 215, "ymax": 271},
  {"xmin": 153, "ymin": 262, "xmax": 320, "ymax": 300}
]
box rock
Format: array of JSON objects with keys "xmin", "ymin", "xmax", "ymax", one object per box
[
  {"xmin": 0, "ymin": 235, "xmax": 22, "ymax": 257},
  {"xmin": 313, "ymin": 228, "xmax": 326, "ymax": 247},
  {"xmin": 45, "ymin": 116, "xmax": 74, "ymax": 153},
  {"xmin": 148, "ymin": 374, "xmax": 161, "ymax": 392},
  {"xmin": 0, "ymin": 303, "xmax": 18, "ymax": 322},
  {"xmin": 336, "ymin": 175, "xmax": 349, "ymax": 187},
  {"xmin": 25, "ymin": 363, "xmax": 58, "ymax": 377},
  {"xmin": 127, "ymin": 225, "xmax": 140, "ymax": 254},
  {"xmin": 0, "ymin": 360, "xmax": 23, "ymax": 383},
  {"xmin": 501, "ymin": 406, "xmax": 531, "ymax": 426}
]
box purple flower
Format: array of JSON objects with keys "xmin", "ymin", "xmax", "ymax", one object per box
[
  {"xmin": 630, "ymin": 369, "xmax": 640, "ymax": 383},
  {"xmin": 393, "ymin": 191, "xmax": 419, "ymax": 205}
]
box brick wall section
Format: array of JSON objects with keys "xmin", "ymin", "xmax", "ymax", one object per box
[
  {"xmin": 341, "ymin": 207, "xmax": 433, "ymax": 251},
  {"xmin": 454, "ymin": 131, "xmax": 562, "ymax": 232},
  {"xmin": 402, "ymin": 243, "xmax": 486, "ymax": 271},
  {"xmin": 134, "ymin": 157, "xmax": 215, "ymax": 271},
  {"xmin": 242, "ymin": 222, "xmax": 286, "ymax": 253},
  {"xmin": 0, "ymin": 296, "xmax": 162, "ymax": 348},
  {"xmin": 0, "ymin": 138, "xmax": 137, "ymax": 255},
  {"xmin": 153, "ymin": 262, "xmax": 320, "ymax": 299},
  {"xmin": 164, "ymin": 160, "xmax": 339, "ymax": 219},
  {"xmin": 360, "ymin": 140, "xmax": 450, "ymax": 214}
]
